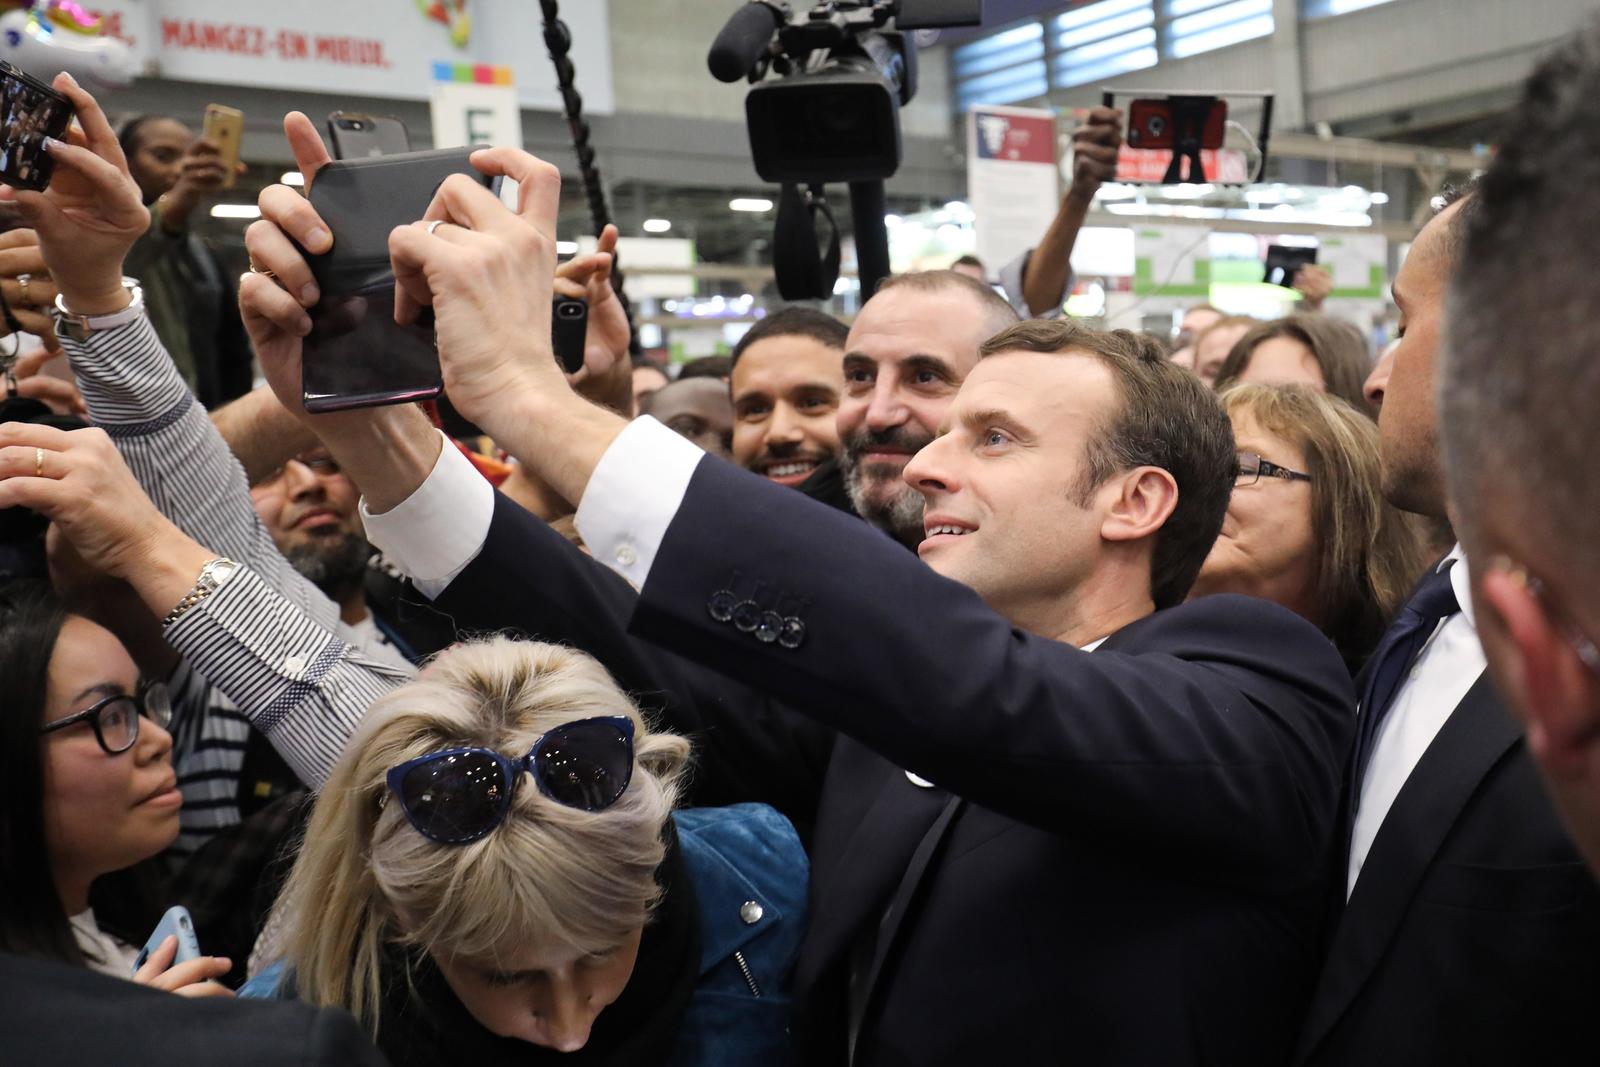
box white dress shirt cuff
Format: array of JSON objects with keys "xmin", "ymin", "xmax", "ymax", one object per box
[
  {"xmin": 574, "ymin": 415, "xmax": 705, "ymax": 590},
  {"xmin": 359, "ymin": 432, "xmax": 495, "ymax": 599}
]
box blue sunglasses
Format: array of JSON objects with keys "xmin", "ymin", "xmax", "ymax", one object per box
[{"xmin": 385, "ymin": 715, "xmax": 636, "ymax": 844}]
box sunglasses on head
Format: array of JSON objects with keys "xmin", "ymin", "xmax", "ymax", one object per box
[{"xmin": 385, "ymin": 715, "xmax": 636, "ymax": 845}]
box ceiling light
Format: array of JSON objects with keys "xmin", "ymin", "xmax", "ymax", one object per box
[
  {"xmin": 210, "ymin": 204, "xmax": 261, "ymax": 219},
  {"xmin": 281, "ymin": 171, "xmax": 305, "ymax": 187},
  {"xmin": 729, "ymin": 197, "xmax": 773, "ymax": 212},
  {"xmin": 643, "ymin": 218, "xmax": 672, "ymax": 233},
  {"xmin": 556, "ymin": 240, "xmax": 578, "ymax": 255}
]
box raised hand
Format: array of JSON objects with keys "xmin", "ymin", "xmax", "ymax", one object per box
[
  {"xmin": 556, "ymin": 224, "xmax": 633, "ymax": 413},
  {"xmin": 386, "ymin": 147, "xmax": 567, "ymax": 438},
  {"xmin": 238, "ymin": 112, "xmax": 334, "ymax": 423},
  {"xmin": 0, "ymin": 73, "xmax": 148, "ymax": 316}
]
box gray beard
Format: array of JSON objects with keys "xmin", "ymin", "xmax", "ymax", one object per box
[
  {"xmin": 840, "ymin": 459, "xmax": 925, "ymax": 548},
  {"xmin": 284, "ymin": 532, "xmax": 373, "ymax": 600}
]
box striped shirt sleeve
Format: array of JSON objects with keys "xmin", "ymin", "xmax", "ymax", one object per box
[
  {"xmin": 59, "ymin": 314, "xmax": 341, "ymax": 634},
  {"xmin": 165, "ymin": 564, "xmax": 410, "ymax": 788}
]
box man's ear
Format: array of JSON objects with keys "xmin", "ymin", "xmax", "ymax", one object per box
[
  {"xmin": 1100, "ymin": 466, "xmax": 1178, "ymax": 545},
  {"xmin": 1480, "ymin": 567, "xmax": 1600, "ymax": 779}
]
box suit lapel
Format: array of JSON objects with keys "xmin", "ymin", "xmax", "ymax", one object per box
[
  {"xmin": 1297, "ymin": 676, "xmax": 1520, "ymax": 1059},
  {"xmin": 803, "ymin": 742, "xmax": 954, "ymax": 976}
]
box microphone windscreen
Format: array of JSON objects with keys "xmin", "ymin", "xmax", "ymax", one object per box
[{"xmin": 708, "ymin": 3, "xmax": 782, "ymax": 83}]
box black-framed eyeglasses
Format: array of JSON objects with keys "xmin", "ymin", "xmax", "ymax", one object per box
[
  {"xmin": 39, "ymin": 681, "xmax": 172, "ymax": 756},
  {"xmin": 1236, "ymin": 451, "xmax": 1312, "ymax": 487},
  {"xmin": 384, "ymin": 716, "xmax": 636, "ymax": 845}
]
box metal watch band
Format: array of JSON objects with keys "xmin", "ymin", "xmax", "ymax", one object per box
[{"xmin": 162, "ymin": 558, "xmax": 239, "ymax": 627}]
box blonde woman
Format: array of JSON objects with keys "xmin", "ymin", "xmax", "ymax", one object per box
[
  {"xmin": 242, "ymin": 637, "xmax": 807, "ymax": 1066},
  {"xmin": 1189, "ymin": 384, "xmax": 1427, "ymax": 672}
]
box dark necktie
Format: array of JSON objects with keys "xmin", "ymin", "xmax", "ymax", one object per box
[{"xmin": 1350, "ymin": 560, "xmax": 1462, "ymax": 792}]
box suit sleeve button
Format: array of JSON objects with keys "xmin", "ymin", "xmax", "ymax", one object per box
[
  {"xmin": 755, "ymin": 610, "xmax": 783, "ymax": 643},
  {"xmin": 731, "ymin": 600, "xmax": 762, "ymax": 633},
  {"xmin": 777, "ymin": 616, "xmax": 806, "ymax": 649},
  {"xmin": 707, "ymin": 590, "xmax": 738, "ymax": 622}
]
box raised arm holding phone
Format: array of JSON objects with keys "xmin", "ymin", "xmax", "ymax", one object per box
[{"xmin": 240, "ymin": 106, "xmax": 1356, "ymax": 1061}]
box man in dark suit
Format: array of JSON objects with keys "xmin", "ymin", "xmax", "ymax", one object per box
[
  {"xmin": 1288, "ymin": 145, "xmax": 1600, "ymax": 1063},
  {"xmin": 0, "ymin": 952, "xmax": 388, "ymax": 1065},
  {"xmin": 243, "ymin": 151, "xmax": 1352, "ymax": 1063},
  {"xmin": 1441, "ymin": 29, "xmax": 1600, "ymax": 883}
]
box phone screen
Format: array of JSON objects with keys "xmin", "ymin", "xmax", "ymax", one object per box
[
  {"xmin": 301, "ymin": 279, "xmax": 442, "ymax": 413},
  {"xmin": 0, "ymin": 63, "xmax": 72, "ymax": 192}
]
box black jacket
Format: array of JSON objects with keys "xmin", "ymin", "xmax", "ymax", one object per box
[
  {"xmin": 0, "ymin": 952, "xmax": 387, "ymax": 1065},
  {"xmin": 435, "ymin": 457, "xmax": 1356, "ymax": 1065},
  {"xmin": 1293, "ymin": 675, "xmax": 1600, "ymax": 1065}
]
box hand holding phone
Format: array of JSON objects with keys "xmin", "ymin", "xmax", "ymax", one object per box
[
  {"xmin": 200, "ymin": 104, "xmax": 244, "ymax": 190},
  {"xmin": 129, "ymin": 905, "xmax": 232, "ymax": 997},
  {"xmin": 0, "ymin": 61, "xmax": 73, "ymax": 192}
]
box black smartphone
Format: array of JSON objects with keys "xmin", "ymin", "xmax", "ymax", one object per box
[
  {"xmin": 299, "ymin": 147, "xmax": 496, "ymax": 412},
  {"xmin": 326, "ymin": 112, "xmax": 409, "ymax": 160},
  {"xmin": 0, "ymin": 61, "xmax": 73, "ymax": 192},
  {"xmin": 1264, "ymin": 244, "xmax": 1318, "ymax": 288}
]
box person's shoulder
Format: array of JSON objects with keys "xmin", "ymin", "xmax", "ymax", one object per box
[
  {"xmin": 1115, "ymin": 594, "xmax": 1349, "ymax": 679},
  {"xmin": 674, "ymin": 804, "xmax": 808, "ymax": 918}
]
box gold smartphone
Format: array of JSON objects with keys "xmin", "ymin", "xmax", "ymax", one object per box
[{"xmin": 201, "ymin": 104, "xmax": 244, "ymax": 189}]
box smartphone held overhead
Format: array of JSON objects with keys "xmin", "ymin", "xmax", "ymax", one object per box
[
  {"xmin": 0, "ymin": 60, "xmax": 72, "ymax": 191},
  {"xmin": 201, "ymin": 103, "xmax": 244, "ymax": 189}
]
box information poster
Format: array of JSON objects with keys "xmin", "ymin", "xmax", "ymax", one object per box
[{"xmin": 966, "ymin": 105, "xmax": 1060, "ymax": 274}]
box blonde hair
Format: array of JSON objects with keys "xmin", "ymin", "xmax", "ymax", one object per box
[
  {"xmin": 269, "ymin": 637, "xmax": 690, "ymax": 1035},
  {"xmin": 1220, "ymin": 384, "xmax": 1427, "ymax": 666}
]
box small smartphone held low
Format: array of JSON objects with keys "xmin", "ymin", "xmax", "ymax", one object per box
[
  {"xmin": 201, "ymin": 104, "xmax": 244, "ymax": 189},
  {"xmin": 326, "ymin": 111, "xmax": 409, "ymax": 159},
  {"xmin": 132, "ymin": 905, "xmax": 201, "ymax": 975},
  {"xmin": 0, "ymin": 61, "xmax": 73, "ymax": 192}
]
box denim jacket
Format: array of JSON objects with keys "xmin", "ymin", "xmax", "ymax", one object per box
[{"xmin": 242, "ymin": 803, "xmax": 807, "ymax": 1066}]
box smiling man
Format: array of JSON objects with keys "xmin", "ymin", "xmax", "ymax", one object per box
[
  {"xmin": 729, "ymin": 306, "xmax": 848, "ymax": 487},
  {"xmin": 829, "ymin": 270, "xmax": 1019, "ymax": 546}
]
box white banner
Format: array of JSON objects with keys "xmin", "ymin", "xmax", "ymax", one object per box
[
  {"xmin": 966, "ymin": 105, "xmax": 1060, "ymax": 277},
  {"xmin": 82, "ymin": 0, "xmax": 614, "ymax": 113}
]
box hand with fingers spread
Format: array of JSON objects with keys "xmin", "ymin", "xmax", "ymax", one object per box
[
  {"xmin": 131, "ymin": 934, "xmax": 234, "ymax": 998},
  {"xmin": 386, "ymin": 147, "xmax": 567, "ymax": 437},
  {"xmin": 0, "ymin": 73, "xmax": 149, "ymax": 316}
]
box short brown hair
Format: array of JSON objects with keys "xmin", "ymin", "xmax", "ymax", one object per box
[
  {"xmin": 979, "ymin": 319, "xmax": 1234, "ymax": 609},
  {"xmin": 875, "ymin": 269, "xmax": 1020, "ymax": 340},
  {"xmin": 1213, "ymin": 314, "xmax": 1375, "ymax": 416},
  {"xmin": 1220, "ymin": 384, "xmax": 1427, "ymax": 668}
]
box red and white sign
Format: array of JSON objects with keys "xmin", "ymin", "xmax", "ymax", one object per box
[
  {"xmin": 967, "ymin": 105, "xmax": 1061, "ymax": 280},
  {"xmin": 80, "ymin": 1, "xmax": 615, "ymax": 113}
]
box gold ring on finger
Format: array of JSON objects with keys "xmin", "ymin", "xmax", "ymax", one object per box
[
  {"xmin": 34, "ymin": 447, "xmax": 43, "ymax": 478},
  {"xmin": 248, "ymin": 260, "xmax": 278, "ymax": 281},
  {"xmin": 16, "ymin": 273, "xmax": 31, "ymax": 305}
]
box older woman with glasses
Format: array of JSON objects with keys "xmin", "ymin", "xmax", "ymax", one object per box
[
  {"xmin": 0, "ymin": 580, "xmax": 232, "ymax": 994},
  {"xmin": 1189, "ymin": 384, "xmax": 1428, "ymax": 672},
  {"xmin": 242, "ymin": 636, "xmax": 809, "ymax": 1067}
]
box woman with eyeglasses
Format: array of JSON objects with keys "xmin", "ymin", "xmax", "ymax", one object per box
[
  {"xmin": 242, "ymin": 636, "xmax": 807, "ymax": 1066},
  {"xmin": 0, "ymin": 580, "xmax": 232, "ymax": 994},
  {"xmin": 1188, "ymin": 384, "xmax": 1427, "ymax": 672}
]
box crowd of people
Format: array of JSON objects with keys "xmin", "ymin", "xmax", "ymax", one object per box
[{"xmin": 1, "ymin": 18, "xmax": 1599, "ymax": 1065}]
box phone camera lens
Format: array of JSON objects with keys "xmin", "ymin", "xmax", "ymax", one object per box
[
  {"xmin": 560, "ymin": 302, "xmax": 583, "ymax": 318},
  {"xmin": 1146, "ymin": 115, "xmax": 1167, "ymax": 137}
]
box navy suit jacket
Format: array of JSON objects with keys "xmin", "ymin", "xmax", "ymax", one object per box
[
  {"xmin": 0, "ymin": 952, "xmax": 387, "ymax": 1065},
  {"xmin": 437, "ymin": 456, "xmax": 1356, "ymax": 1065}
]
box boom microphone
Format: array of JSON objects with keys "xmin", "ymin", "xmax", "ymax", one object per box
[{"xmin": 708, "ymin": 2, "xmax": 783, "ymax": 83}]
